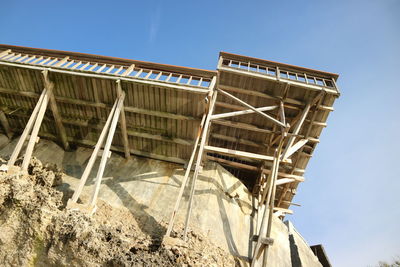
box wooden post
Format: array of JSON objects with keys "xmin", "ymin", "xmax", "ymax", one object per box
[
  {"xmin": 165, "ymin": 113, "xmax": 207, "ymax": 237},
  {"xmin": 116, "ymin": 80, "xmax": 130, "ymax": 159},
  {"xmin": 89, "ymin": 92, "xmax": 125, "ymax": 207},
  {"xmin": 0, "ymin": 110, "xmax": 12, "ymax": 138},
  {"xmin": 21, "ymin": 89, "xmax": 50, "ymax": 171},
  {"xmin": 8, "ymin": 90, "xmax": 46, "ymax": 167},
  {"xmin": 70, "ymin": 99, "xmax": 119, "ymax": 203},
  {"xmin": 183, "ymin": 89, "xmax": 218, "ymax": 240},
  {"xmin": 252, "ymin": 131, "xmax": 286, "ymax": 266},
  {"xmin": 42, "ymin": 70, "xmax": 69, "ymax": 150},
  {"xmin": 251, "ymin": 150, "xmax": 279, "ymax": 267}
]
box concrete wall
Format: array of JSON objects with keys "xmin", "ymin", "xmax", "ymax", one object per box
[{"xmin": 0, "ymin": 135, "xmax": 325, "ymax": 266}]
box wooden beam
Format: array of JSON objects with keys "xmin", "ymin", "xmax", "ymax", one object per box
[
  {"xmin": 183, "ymin": 83, "xmax": 218, "ymax": 240},
  {"xmin": 165, "ymin": 113, "xmax": 207, "ymax": 237},
  {"xmin": 283, "ymin": 139, "xmax": 308, "ymax": 160},
  {"xmin": 70, "ymin": 99, "xmax": 119, "ymax": 203},
  {"xmin": 218, "ymin": 84, "xmax": 333, "ymax": 111},
  {"xmin": 210, "ymin": 105, "xmax": 278, "ymax": 120},
  {"xmin": 42, "ymin": 70, "xmax": 69, "ymax": 150},
  {"xmin": 273, "ymin": 207, "xmax": 293, "ymax": 214},
  {"xmin": 21, "ymin": 89, "xmax": 49, "ymax": 171},
  {"xmin": 8, "ymin": 90, "xmax": 46, "ymax": 167},
  {"xmin": 90, "ymin": 93, "xmax": 124, "ymax": 207},
  {"xmin": 204, "ymin": 145, "xmax": 291, "ymax": 164},
  {"xmin": 206, "ymin": 155, "xmax": 305, "ymax": 181},
  {"xmin": 0, "ymin": 110, "xmax": 12, "ymax": 138},
  {"xmin": 210, "ymin": 133, "xmax": 263, "ymax": 148},
  {"xmin": 116, "ymin": 80, "xmax": 130, "ymax": 159},
  {"xmin": 218, "ymin": 89, "xmax": 286, "ymax": 127},
  {"xmin": 281, "ymin": 103, "xmax": 311, "ymax": 159},
  {"xmin": 212, "ymin": 119, "xmax": 274, "ymax": 134}
]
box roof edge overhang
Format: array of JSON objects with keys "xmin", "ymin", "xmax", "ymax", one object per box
[
  {"xmin": 219, "ymin": 51, "xmax": 339, "ymax": 81},
  {"xmin": 0, "ymin": 44, "xmax": 217, "ymax": 78}
]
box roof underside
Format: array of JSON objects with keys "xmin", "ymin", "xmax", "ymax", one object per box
[{"xmin": 0, "ymin": 45, "xmax": 339, "ymax": 211}]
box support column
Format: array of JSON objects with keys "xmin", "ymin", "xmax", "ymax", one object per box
[
  {"xmin": 69, "ymin": 98, "xmax": 119, "ymax": 204},
  {"xmin": 165, "ymin": 112, "xmax": 207, "ymax": 238},
  {"xmin": 183, "ymin": 88, "xmax": 218, "ymax": 240},
  {"xmin": 21, "ymin": 89, "xmax": 49, "ymax": 171},
  {"xmin": 89, "ymin": 93, "xmax": 125, "ymax": 208},
  {"xmin": 8, "ymin": 89, "xmax": 47, "ymax": 167}
]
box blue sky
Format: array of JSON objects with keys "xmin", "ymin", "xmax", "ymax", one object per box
[{"xmin": 1, "ymin": 0, "xmax": 399, "ymax": 266}]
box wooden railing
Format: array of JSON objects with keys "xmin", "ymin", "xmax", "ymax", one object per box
[
  {"xmin": 220, "ymin": 58, "xmax": 337, "ymax": 89},
  {"xmin": 0, "ymin": 49, "xmax": 212, "ymax": 89}
]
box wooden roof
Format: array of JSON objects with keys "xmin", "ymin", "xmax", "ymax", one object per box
[{"xmin": 0, "ymin": 45, "xmax": 339, "ymax": 212}]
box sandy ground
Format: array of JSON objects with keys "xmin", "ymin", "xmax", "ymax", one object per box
[{"xmin": 0, "ymin": 157, "xmax": 237, "ymax": 267}]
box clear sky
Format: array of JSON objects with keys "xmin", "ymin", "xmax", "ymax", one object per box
[{"xmin": 1, "ymin": 0, "xmax": 399, "ymax": 266}]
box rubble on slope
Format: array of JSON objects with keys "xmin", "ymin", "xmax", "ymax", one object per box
[{"xmin": 0, "ymin": 157, "xmax": 237, "ymax": 267}]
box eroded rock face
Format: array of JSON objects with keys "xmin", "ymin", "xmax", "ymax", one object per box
[{"xmin": 0, "ymin": 158, "xmax": 236, "ymax": 267}]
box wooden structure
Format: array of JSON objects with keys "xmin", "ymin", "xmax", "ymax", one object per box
[{"xmin": 0, "ymin": 44, "xmax": 339, "ymax": 265}]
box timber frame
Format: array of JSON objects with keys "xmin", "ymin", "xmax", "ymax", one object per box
[{"xmin": 0, "ymin": 45, "xmax": 339, "ymax": 264}]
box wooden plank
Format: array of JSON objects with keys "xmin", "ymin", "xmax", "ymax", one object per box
[
  {"xmin": 0, "ymin": 87, "xmax": 198, "ymax": 121},
  {"xmin": 116, "ymin": 80, "xmax": 130, "ymax": 158},
  {"xmin": 42, "ymin": 70, "xmax": 69, "ymax": 150}
]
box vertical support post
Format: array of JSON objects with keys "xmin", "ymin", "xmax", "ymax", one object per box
[
  {"xmin": 252, "ymin": 131, "xmax": 286, "ymax": 266},
  {"xmin": 0, "ymin": 110, "xmax": 12, "ymax": 138},
  {"xmin": 165, "ymin": 113, "xmax": 207, "ymax": 237},
  {"xmin": 69, "ymin": 99, "xmax": 119, "ymax": 203},
  {"xmin": 89, "ymin": 92, "xmax": 125, "ymax": 207},
  {"xmin": 251, "ymin": 149, "xmax": 279, "ymax": 266},
  {"xmin": 183, "ymin": 88, "xmax": 218, "ymax": 240},
  {"xmin": 21, "ymin": 89, "xmax": 49, "ymax": 171},
  {"xmin": 8, "ymin": 90, "xmax": 46, "ymax": 167},
  {"xmin": 116, "ymin": 80, "xmax": 130, "ymax": 159},
  {"xmin": 42, "ymin": 70, "xmax": 69, "ymax": 150}
]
